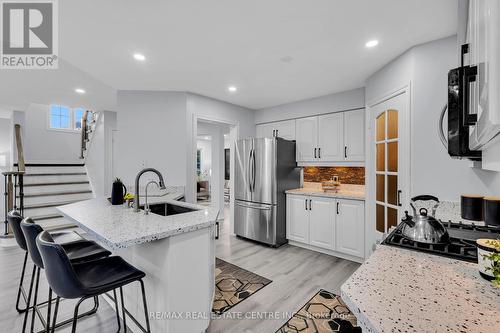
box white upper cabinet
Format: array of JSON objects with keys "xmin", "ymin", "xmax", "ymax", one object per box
[
  {"xmin": 256, "ymin": 120, "xmax": 296, "ymax": 140},
  {"xmin": 295, "ymin": 109, "xmax": 365, "ymax": 164},
  {"xmin": 335, "ymin": 199, "xmax": 365, "ymax": 258},
  {"xmin": 318, "ymin": 113, "xmax": 344, "ymax": 161},
  {"xmin": 309, "ymin": 196, "xmax": 336, "ymax": 250},
  {"xmin": 296, "ymin": 116, "xmax": 318, "ymax": 162},
  {"xmin": 344, "ymin": 109, "xmax": 365, "ymax": 161},
  {"xmin": 256, "ymin": 122, "xmax": 275, "ymax": 139}
]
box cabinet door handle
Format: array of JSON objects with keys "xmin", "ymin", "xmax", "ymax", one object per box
[
  {"xmin": 397, "ymin": 190, "xmax": 402, "ymax": 207},
  {"xmin": 309, "ymin": 199, "xmax": 312, "ymax": 210},
  {"xmin": 336, "ymin": 202, "xmax": 340, "ymax": 215},
  {"xmin": 305, "ymin": 198, "xmax": 308, "ymax": 210},
  {"xmin": 314, "ymin": 148, "xmax": 317, "ymax": 159},
  {"xmin": 276, "ymin": 129, "xmax": 279, "ymax": 137},
  {"xmin": 318, "ymin": 148, "xmax": 321, "ymax": 159},
  {"xmin": 344, "ymin": 146, "xmax": 348, "ymax": 159},
  {"xmin": 215, "ymin": 221, "xmax": 220, "ymax": 240}
]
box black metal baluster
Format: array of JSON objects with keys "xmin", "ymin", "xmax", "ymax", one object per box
[
  {"xmin": 3, "ymin": 174, "xmax": 7, "ymax": 236},
  {"xmin": 18, "ymin": 174, "xmax": 24, "ymax": 216}
]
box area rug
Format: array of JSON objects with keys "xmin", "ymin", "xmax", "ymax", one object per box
[
  {"xmin": 275, "ymin": 289, "xmax": 361, "ymax": 333},
  {"xmin": 212, "ymin": 258, "xmax": 272, "ymax": 315}
]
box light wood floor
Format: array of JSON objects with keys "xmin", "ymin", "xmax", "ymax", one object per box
[{"xmin": 0, "ymin": 208, "xmax": 359, "ymax": 333}]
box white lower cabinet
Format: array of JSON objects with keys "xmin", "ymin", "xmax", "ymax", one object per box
[
  {"xmin": 287, "ymin": 194, "xmax": 310, "ymax": 243},
  {"xmin": 309, "ymin": 196, "xmax": 335, "ymax": 250},
  {"xmin": 287, "ymin": 193, "xmax": 365, "ymax": 261},
  {"xmin": 335, "ymin": 199, "xmax": 365, "ymax": 257}
]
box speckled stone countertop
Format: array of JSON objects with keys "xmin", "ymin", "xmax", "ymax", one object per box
[
  {"xmin": 286, "ymin": 183, "xmax": 365, "ymax": 201},
  {"xmin": 341, "ymin": 245, "xmax": 500, "ymax": 333},
  {"xmin": 56, "ymin": 197, "xmax": 219, "ymax": 250}
]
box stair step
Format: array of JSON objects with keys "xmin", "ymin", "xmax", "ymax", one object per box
[
  {"xmin": 20, "ymin": 181, "xmax": 90, "ymax": 187},
  {"xmin": 25, "ymin": 172, "xmax": 87, "ymax": 176},
  {"xmin": 31, "ymin": 213, "xmax": 63, "ymax": 221},
  {"xmin": 24, "ymin": 200, "xmax": 81, "ymax": 210},
  {"xmin": 23, "ymin": 174, "xmax": 89, "ymax": 184},
  {"xmin": 19, "ymin": 190, "xmax": 92, "ymax": 198}
]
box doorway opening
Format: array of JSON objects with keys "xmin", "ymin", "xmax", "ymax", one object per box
[{"xmin": 195, "ymin": 120, "xmax": 234, "ymax": 219}]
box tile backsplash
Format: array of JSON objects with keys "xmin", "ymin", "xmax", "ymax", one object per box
[{"xmin": 303, "ymin": 167, "xmax": 365, "ymax": 185}]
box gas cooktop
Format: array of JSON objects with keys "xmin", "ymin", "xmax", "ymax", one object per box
[{"xmin": 382, "ymin": 221, "xmax": 500, "ymax": 263}]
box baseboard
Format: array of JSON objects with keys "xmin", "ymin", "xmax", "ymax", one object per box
[{"xmin": 288, "ymin": 240, "xmax": 365, "ymax": 264}]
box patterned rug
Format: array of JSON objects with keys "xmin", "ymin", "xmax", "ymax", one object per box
[
  {"xmin": 276, "ymin": 289, "xmax": 361, "ymax": 333},
  {"xmin": 212, "ymin": 258, "xmax": 272, "ymax": 315}
]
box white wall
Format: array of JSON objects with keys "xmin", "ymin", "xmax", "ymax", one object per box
[
  {"xmin": 365, "ymin": 35, "xmax": 500, "ymax": 202},
  {"xmin": 254, "ymin": 87, "xmax": 365, "ymax": 124},
  {"xmin": 85, "ymin": 111, "xmax": 117, "ymax": 197},
  {"xmin": 13, "ymin": 104, "xmax": 82, "ymax": 163},
  {"xmin": 0, "ymin": 114, "xmax": 12, "ymax": 224},
  {"xmin": 115, "ymin": 91, "xmax": 188, "ymax": 187},
  {"xmin": 115, "ymin": 90, "xmax": 255, "ymax": 211}
]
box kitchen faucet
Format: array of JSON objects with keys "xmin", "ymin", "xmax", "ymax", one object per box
[
  {"xmin": 134, "ymin": 168, "xmax": 166, "ymax": 212},
  {"xmin": 143, "ymin": 181, "xmax": 159, "ymax": 215}
]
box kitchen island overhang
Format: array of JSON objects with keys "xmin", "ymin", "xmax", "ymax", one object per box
[{"xmin": 57, "ymin": 198, "xmax": 219, "ymax": 333}]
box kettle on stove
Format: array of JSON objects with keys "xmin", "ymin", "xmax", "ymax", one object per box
[{"xmin": 400, "ymin": 195, "xmax": 450, "ymax": 244}]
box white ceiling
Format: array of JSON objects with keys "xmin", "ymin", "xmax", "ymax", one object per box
[{"xmin": 56, "ymin": 1, "xmax": 456, "ymax": 109}]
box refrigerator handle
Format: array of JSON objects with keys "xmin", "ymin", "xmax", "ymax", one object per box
[
  {"xmin": 248, "ymin": 148, "xmax": 253, "ymax": 193},
  {"xmin": 250, "ymin": 149, "xmax": 255, "ymax": 192},
  {"xmin": 252, "ymin": 149, "xmax": 256, "ymax": 192}
]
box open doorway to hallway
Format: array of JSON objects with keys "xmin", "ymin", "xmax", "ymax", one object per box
[{"xmin": 196, "ymin": 120, "xmax": 233, "ymax": 216}]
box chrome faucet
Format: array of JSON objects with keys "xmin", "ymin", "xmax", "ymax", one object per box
[
  {"xmin": 144, "ymin": 181, "xmax": 160, "ymax": 215},
  {"xmin": 134, "ymin": 168, "xmax": 166, "ymax": 212}
]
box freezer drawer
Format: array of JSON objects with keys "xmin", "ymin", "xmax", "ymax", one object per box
[{"xmin": 234, "ymin": 200, "xmax": 277, "ymax": 245}]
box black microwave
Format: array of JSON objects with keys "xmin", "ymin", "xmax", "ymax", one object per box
[{"xmin": 447, "ymin": 44, "xmax": 481, "ymax": 160}]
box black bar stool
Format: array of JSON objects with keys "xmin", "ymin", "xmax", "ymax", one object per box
[
  {"xmin": 7, "ymin": 211, "xmax": 84, "ymax": 314},
  {"xmin": 21, "ymin": 218, "xmax": 111, "ymax": 333},
  {"xmin": 37, "ymin": 231, "xmax": 152, "ymax": 333}
]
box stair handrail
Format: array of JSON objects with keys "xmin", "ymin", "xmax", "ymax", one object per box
[
  {"xmin": 2, "ymin": 124, "xmax": 25, "ymax": 236},
  {"xmin": 80, "ymin": 110, "xmax": 89, "ymax": 159},
  {"xmin": 14, "ymin": 124, "xmax": 25, "ymax": 173}
]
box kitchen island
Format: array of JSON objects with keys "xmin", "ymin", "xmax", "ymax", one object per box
[
  {"xmin": 57, "ymin": 197, "xmax": 219, "ymax": 333},
  {"xmin": 341, "ymin": 245, "xmax": 500, "ymax": 333}
]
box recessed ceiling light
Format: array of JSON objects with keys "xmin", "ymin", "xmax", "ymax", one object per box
[
  {"xmin": 75, "ymin": 88, "xmax": 86, "ymax": 94},
  {"xmin": 133, "ymin": 53, "xmax": 146, "ymax": 61},
  {"xmin": 280, "ymin": 55, "xmax": 293, "ymax": 63},
  {"xmin": 227, "ymin": 86, "xmax": 238, "ymax": 93},
  {"xmin": 365, "ymin": 40, "xmax": 379, "ymax": 48}
]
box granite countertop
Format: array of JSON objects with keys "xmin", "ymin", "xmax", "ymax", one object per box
[
  {"xmin": 341, "ymin": 245, "xmax": 500, "ymax": 333},
  {"xmin": 286, "ymin": 185, "xmax": 365, "ymax": 201},
  {"xmin": 56, "ymin": 197, "xmax": 219, "ymax": 250}
]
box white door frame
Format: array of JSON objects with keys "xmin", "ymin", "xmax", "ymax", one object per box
[
  {"xmin": 187, "ymin": 113, "xmax": 239, "ymax": 232},
  {"xmin": 365, "ymin": 84, "xmax": 412, "ymax": 258}
]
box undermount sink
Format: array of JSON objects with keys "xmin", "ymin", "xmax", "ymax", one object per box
[{"xmin": 139, "ymin": 202, "xmax": 198, "ymax": 216}]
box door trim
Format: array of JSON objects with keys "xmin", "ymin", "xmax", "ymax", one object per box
[{"xmin": 365, "ymin": 84, "xmax": 412, "ymax": 259}]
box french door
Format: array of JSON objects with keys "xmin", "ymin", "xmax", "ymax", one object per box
[{"xmin": 372, "ymin": 92, "xmax": 408, "ymax": 238}]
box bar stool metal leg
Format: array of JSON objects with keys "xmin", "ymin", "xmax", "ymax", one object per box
[
  {"xmin": 71, "ymin": 297, "xmax": 87, "ymax": 333},
  {"xmin": 15, "ymin": 252, "xmax": 29, "ymax": 313},
  {"xmin": 46, "ymin": 288, "xmax": 53, "ymax": 333},
  {"xmin": 50, "ymin": 297, "xmax": 60, "ymax": 333},
  {"xmin": 22, "ymin": 265, "xmax": 37, "ymax": 333},
  {"xmin": 113, "ymin": 289, "xmax": 121, "ymax": 332},
  {"xmin": 119, "ymin": 287, "xmax": 127, "ymax": 332},
  {"xmin": 139, "ymin": 280, "xmax": 151, "ymax": 333},
  {"xmin": 29, "ymin": 267, "xmax": 41, "ymax": 333}
]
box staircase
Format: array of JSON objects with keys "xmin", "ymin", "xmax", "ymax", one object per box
[{"xmin": 18, "ymin": 164, "xmax": 93, "ymax": 230}]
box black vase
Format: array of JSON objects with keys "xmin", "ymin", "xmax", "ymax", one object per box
[{"xmin": 111, "ymin": 181, "xmax": 127, "ymax": 205}]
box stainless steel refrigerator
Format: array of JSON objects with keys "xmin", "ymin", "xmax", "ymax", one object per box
[{"xmin": 234, "ymin": 137, "xmax": 300, "ymax": 247}]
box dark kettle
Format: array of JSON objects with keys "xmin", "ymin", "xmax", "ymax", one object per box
[{"xmin": 111, "ymin": 179, "xmax": 127, "ymax": 205}]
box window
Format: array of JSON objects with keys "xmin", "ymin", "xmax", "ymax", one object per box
[
  {"xmin": 49, "ymin": 105, "xmax": 71, "ymax": 129},
  {"xmin": 49, "ymin": 105, "xmax": 89, "ymax": 131}
]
